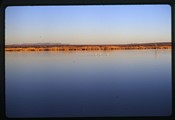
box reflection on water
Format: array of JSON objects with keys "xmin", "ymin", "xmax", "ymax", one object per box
[{"xmin": 5, "ymin": 50, "xmax": 172, "ymax": 117}]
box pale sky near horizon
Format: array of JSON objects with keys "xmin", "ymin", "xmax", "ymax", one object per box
[{"xmin": 5, "ymin": 5, "xmax": 171, "ymax": 45}]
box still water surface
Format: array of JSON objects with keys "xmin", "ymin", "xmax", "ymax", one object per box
[{"xmin": 6, "ymin": 50, "xmax": 172, "ymax": 117}]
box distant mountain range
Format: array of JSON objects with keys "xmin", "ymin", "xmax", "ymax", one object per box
[
  {"xmin": 5, "ymin": 42, "xmax": 171, "ymax": 47},
  {"xmin": 6, "ymin": 42, "xmax": 68, "ymax": 46},
  {"xmin": 123, "ymin": 42, "xmax": 171, "ymax": 46}
]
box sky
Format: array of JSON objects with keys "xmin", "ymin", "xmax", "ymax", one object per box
[{"xmin": 5, "ymin": 5, "xmax": 171, "ymax": 45}]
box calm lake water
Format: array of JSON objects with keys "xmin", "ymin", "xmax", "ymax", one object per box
[{"xmin": 5, "ymin": 50, "xmax": 172, "ymax": 117}]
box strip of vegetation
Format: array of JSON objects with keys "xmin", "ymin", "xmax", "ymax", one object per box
[{"xmin": 5, "ymin": 44, "xmax": 172, "ymax": 52}]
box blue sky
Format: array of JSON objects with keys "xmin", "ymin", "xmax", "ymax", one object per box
[{"xmin": 5, "ymin": 5, "xmax": 171, "ymax": 45}]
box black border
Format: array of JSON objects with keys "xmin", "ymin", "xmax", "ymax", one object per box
[{"xmin": 0, "ymin": 0, "xmax": 174, "ymax": 120}]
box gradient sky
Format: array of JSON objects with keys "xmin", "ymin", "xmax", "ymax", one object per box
[{"xmin": 5, "ymin": 5, "xmax": 171, "ymax": 45}]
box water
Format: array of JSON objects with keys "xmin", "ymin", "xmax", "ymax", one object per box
[{"xmin": 5, "ymin": 50, "xmax": 172, "ymax": 118}]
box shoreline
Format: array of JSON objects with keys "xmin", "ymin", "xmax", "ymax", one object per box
[{"xmin": 5, "ymin": 45, "xmax": 172, "ymax": 52}]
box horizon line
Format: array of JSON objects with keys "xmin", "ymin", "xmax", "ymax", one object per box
[{"xmin": 5, "ymin": 41, "xmax": 172, "ymax": 46}]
